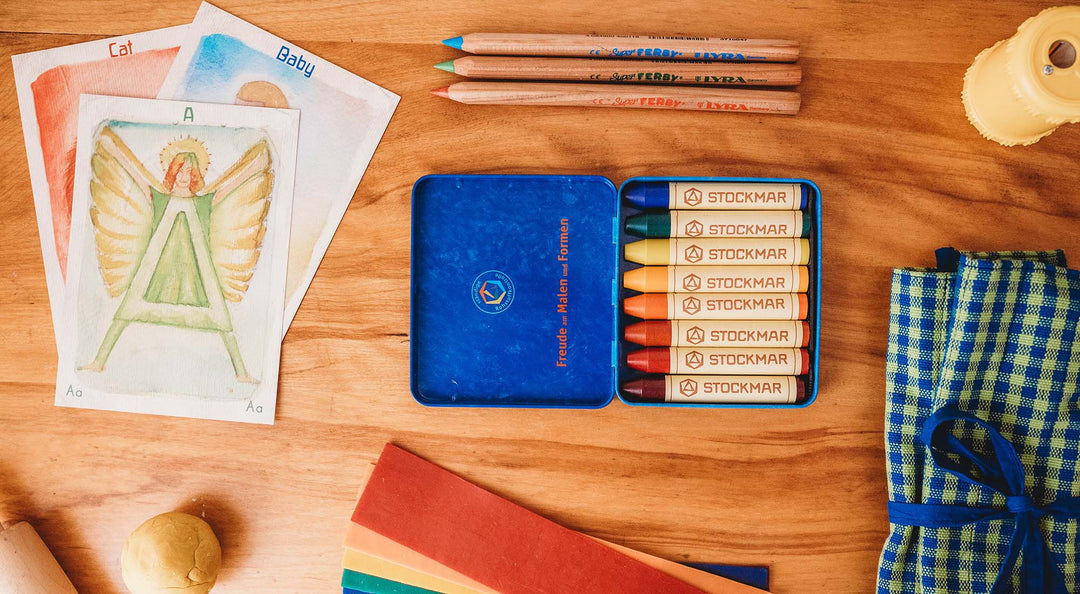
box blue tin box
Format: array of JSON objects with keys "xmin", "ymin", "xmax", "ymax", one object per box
[{"xmin": 410, "ymin": 175, "xmax": 821, "ymax": 409}]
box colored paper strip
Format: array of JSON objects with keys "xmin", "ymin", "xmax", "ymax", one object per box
[
  {"xmin": 346, "ymin": 515, "xmax": 766, "ymax": 594},
  {"xmin": 343, "ymin": 548, "xmax": 485, "ymax": 594},
  {"xmin": 342, "ymin": 569, "xmax": 437, "ymax": 594},
  {"xmin": 345, "ymin": 523, "xmax": 495, "ymax": 592},
  {"xmin": 688, "ymin": 564, "xmax": 769, "ymax": 591},
  {"xmin": 352, "ymin": 444, "xmax": 762, "ymax": 594}
]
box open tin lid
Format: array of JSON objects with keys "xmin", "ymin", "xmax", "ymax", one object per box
[{"xmin": 410, "ymin": 175, "xmax": 619, "ymax": 407}]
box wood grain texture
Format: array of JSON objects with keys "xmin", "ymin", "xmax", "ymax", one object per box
[{"xmin": 0, "ymin": 1, "xmax": 1078, "ymax": 592}]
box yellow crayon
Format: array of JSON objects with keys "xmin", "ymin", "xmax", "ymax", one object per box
[{"xmin": 624, "ymin": 238, "xmax": 810, "ymax": 266}]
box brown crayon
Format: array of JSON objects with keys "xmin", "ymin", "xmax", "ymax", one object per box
[{"xmin": 623, "ymin": 375, "xmax": 806, "ymax": 404}]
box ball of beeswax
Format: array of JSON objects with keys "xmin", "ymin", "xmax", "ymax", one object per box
[{"xmin": 121, "ymin": 512, "xmax": 221, "ymax": 594}]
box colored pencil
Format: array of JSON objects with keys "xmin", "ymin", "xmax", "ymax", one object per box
[
  {"xmin": 442, "ymin": 33, "xmax": 799, "ymax": 63},
  {"xmin": 431, "ymin": 82, "xmax": 800, "ymax": 114},
  {"xmin": 435, "ymin": 57, "xmax": 801, "ymax": 86}
]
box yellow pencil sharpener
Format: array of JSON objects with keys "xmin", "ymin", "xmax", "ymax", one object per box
[{"xmin": 963, "ymin": 6, "xmax": 1080, "ymax": 146}]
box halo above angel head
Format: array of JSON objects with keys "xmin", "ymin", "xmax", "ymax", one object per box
[{"xmin": 159, "ymin": 136, "xmax": 210, "ymax": 177}]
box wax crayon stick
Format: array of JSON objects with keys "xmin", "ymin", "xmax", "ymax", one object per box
[
  {"xmin": 435, "ymin": 57, "xmax": 802, "ymax": 86},
  {"xmin": 442, "ymin": 33, "xmax": 800, "ymax": 63},
  {"xmin": 624, "ymin": 182, "xmax": 806, "ymax": 210},
  {"xmin": 625, "ymin": 210, "xmax": 807, "ymax": 238},
  {"xmin": 627, "ymin": 347, "xmax": 809, "ymax": 375},
  {"xmin": 624, "ymin": 238, "xmax": 810, "ymax": 265},
  {"xmin": 625, "ymin": 320, "xmax": 810, "ymax": 347},
  {"xmin": 623, "ymin": 375, "xmax": 806, "ymax": 404},
  {"xmin": 431, "ymin": 82, "xmax": 800, "ymax": 115},
  {"xmin": 624, "ymin": 293, "xmax": 807, "ymax": 320},
  {"xmin": 624, "ymin": 265, "xmax": 808, "ymax": 293}
]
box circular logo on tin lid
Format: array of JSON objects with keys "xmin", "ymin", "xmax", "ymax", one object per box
[{"xmin": 471, "ymin": 270, "xmax": 515, "ymax": 314}]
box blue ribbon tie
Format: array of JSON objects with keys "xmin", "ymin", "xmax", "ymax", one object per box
[{"xmin": 887, "ymin": 405, "xmax": 1080, "ymax": 594}]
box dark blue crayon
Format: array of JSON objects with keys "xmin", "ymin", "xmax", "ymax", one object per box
[{"xmin": 625, "ymin": 181, "xmax": 807, "ymax": 210}]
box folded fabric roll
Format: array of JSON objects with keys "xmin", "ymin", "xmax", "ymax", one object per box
[{"xmin": 878, "ymin": 251, "xmax": 1080, "ymax": 593}]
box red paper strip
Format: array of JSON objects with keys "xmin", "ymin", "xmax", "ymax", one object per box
[{"xmin": 352, "ymin": 444, "xmax": 706, "ymax": 594}]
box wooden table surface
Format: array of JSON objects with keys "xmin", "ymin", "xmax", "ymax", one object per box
[{"xmin": 2, "ymin": 1, "xmax": 1079, "ymax": 592}]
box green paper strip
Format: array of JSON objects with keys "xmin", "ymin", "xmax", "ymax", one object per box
[{"xmin": 342, "ymin": 569, "xmax": 440, "ymax": 594}]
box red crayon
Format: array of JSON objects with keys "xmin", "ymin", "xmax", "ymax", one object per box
[{"xmin": 627, "ymin": 347, "xmax": 809, "ymax": 375}]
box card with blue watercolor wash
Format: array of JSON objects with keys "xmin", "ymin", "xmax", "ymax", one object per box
[
  {"xmin": 158, "ymin": 2, "xmax": 400, "ymax": 335},
  {"xmin": 57, "ymin": 95, "xmax": 299, "ymax": 424}
]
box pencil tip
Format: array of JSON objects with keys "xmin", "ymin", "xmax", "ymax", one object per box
[
  {"xmin": 431, "ymin": 87, "xmax": 450, "ymax": 99},
  {"xmin": 442, "ymin": 36, "xmax": 464, "ymax": 50},
  {"xmin": 434, "ymin": 60, "xmax": 455, "ymax": 73}
]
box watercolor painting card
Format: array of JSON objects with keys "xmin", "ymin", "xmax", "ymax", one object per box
[
  {"xmin": 56, "ymin": 96, "xmax": 299, "ymax": 424},
  {"xmin": 13, "ymin": 26, "xmax": 187, "ymax": 341},
  {"xmin": 159, "ymin": 2, "xmax": 400, "ymax": 334}
]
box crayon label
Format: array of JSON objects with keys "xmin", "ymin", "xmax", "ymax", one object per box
[
  {"xmin": 665, "ymin": 375, "xmax": 797, "ymax": 403},
  {"xmin": 673, "ymin": 211, "xmax": 802, "ymax": 238},
  {"xmin": 671, "ymin": 266, "xmax": 803, "ymax": 293},
  {"xmin": 471, "ymin": 270, "xmax": 515, "ymax": 314},
  {"xmin": 674, "ymin": 320, "xmax": 804, "ymax": 347},
  {"xmin": 673, "ymin": 347, "xmax": 802, "ymax": 374},
  {"xmin": 675, "ymin": 238, "xmax": 807, "ymax": 265},
  {"xmin": 670, "ymin": 182, "xmax": 800, "ymax": 210},
  {"xmin": 671, "ymin": 293, "xmax": 800, "ymax": 320}
]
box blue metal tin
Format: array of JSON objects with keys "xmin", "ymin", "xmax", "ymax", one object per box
[{"xmin": 410, "ymin": 174, "xmax": 821, "ymax": 409}]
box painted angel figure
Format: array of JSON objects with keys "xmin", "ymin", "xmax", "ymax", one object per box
[{"xmin": 80, "ymin": 126, "xmax": 273, "ymax": 383}]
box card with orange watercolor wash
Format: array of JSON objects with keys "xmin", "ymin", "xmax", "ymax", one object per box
[{"xmin": 13, "ymin": 26, "xmax": 187, "ymax": 343}]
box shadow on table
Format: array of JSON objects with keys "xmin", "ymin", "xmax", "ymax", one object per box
[
  {"xmin": 176, "ymin": 492, "xmax": 247, "ymax": 583},
  {"xmin": 0, "ymin": 462, "xmax": 108, "ymax": 592}
]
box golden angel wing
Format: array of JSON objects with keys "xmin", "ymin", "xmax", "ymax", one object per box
[
  {"xmin": 207, "ymin": 140, "xmax": 274, "ymax": 302},
  {"xmin": 88, "ymin": 127, "xmax": 160, "ymax": 297}
]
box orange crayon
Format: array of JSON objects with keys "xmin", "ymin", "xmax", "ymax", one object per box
[
  {"xmin": 624, "ymin": 293, "xmax": 808, "ymax": 320},
  {"xmin": 624, "ymin": 265, "xmax": 808, "ymax": 293},
  {"xmin": 625, "ymin": 320, "xmax": 810, "ymax": 347}
]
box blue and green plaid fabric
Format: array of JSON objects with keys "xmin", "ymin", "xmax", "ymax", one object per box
[{"xmin": 878, "ymin": 251, "xmax": 1080, "ymax": 593}]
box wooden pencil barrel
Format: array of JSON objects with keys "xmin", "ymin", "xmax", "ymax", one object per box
[
  {"xmin": 443, "ymin": 82, "xmax": 801, "ymax": 114},
  {"xmin": 454, "ymin": 33, "xmax": 800, "ymax": 62},
  {"xmin": 449, "ymin": 57, "xmax": 801, "ymax": 86}
]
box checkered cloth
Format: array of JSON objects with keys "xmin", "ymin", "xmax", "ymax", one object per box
[{"xmin": 878, "ymin": 251, "xmax": 1080, "ymax": 593}]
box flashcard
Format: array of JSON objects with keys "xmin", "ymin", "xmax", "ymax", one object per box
[
  {"xmin": 13, "ymin": 26, "xmax": 186, "ymax": 340},
  {"xmin": 56, "ymin": 96, "xmax": 298, "ymax": 424},
  {"xmin": 160, "ymin": 3, "xmax": 399, "ymax": 333}
]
